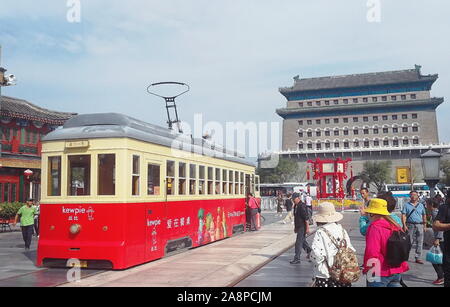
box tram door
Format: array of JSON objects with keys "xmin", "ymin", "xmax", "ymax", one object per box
[{"xmin": 245, "ymin": 174, "xmax": 251, "ymax": 196}]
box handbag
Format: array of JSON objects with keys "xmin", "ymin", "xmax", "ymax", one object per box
[{"xmin": 426, "ymin": 245, "xmax": 443, "ymax": 265}]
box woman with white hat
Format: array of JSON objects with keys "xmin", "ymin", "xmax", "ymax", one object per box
[{"xmin": 310, "ymin": 202, "xmax": 356, "ymax": 287}]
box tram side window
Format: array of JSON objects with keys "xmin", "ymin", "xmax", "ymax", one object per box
[
  {"xmin": 251, "ymin": 174, "xmax": 255, "ymax": 194},
  {"xmin": 179, "ymin": 162, "xmax": 186, "ymax": 195},
  {"xmin": 166, "ymin": 161, "xmax": 175, "ymax": 195},
  {"xmin": 147, "ymin": 164, "xmax": 160, "ymax": 195},
  {"xmin": 48, "ymin": 156, "xmax": 61, "ymax": 196},
  {"xmin": 98, "ymin": 154, "xmax": 115, "ymax": 195},
  {"xmin": 199, "ymin": 166, "xmax": 206, "ymax": 195},
  {"xmin": 189, "ymin": 164, "xmax": 196, "ymax": 195},
  {"xmin": 255, "ymin": 175, "xmax": 260, "ymax": 192},
  {"xmin": 132, "ymin": 155, "xmax": 140, "ymax": 196},
  {"xmin": 68, "ymin": 155, "xmax": 91, "ymax": 196},
  {"xmin": 235, "ymin": 171, "xmax": 239, "ymax": 195},
  {"xmin": 240, "ymin": 172, "xmax": 244, "ymax": 195},
  {"xmin": 229, "ymin": 170, "xmax": 234, "ymax": 195},
  {"xmin": 208, "ymin": 167, "xmax": 214, "ymax": 195},
  {"xmin": 222, "ymin": 169, "xmax": 228, "ymax": 194},
  {"xmin": 215, "ymin": 168, "xmax": 221, "ymax": 194}
]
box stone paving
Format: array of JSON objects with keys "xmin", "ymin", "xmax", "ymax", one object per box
[{"xmin": 0, "ymin": 211, "xmax": 442, "ymax": 287}]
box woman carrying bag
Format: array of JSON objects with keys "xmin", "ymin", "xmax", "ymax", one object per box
[{"xmin": 427, "ymin": 200, "xmax": 444, "ymax": 285}]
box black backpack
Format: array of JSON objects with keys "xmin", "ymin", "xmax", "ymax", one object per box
[{"xmin": 386, "ymin": 229, "xmax": 411, "ymax": 267}]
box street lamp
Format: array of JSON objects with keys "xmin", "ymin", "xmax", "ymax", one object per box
[{"xmin": 421, "ymin": 149, "xmax": 442, "ymax": 198}]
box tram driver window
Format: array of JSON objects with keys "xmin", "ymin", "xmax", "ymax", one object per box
[
  {"xmin": 68, "ymin": 155, "xmax": 91, "ymax": 196},
  {"xmin": 132, "ymin": 155, "xmax": 140, "ymax": 196},
  {"xmin": 166, "ymin": 161, "xmax": 175, "ymax": 195},
  {"xmin": 235, "ymin": 171, "xmax": 239, "ymax": 194},
  {"xmin": 215, "ymin": 168, "xmax": 221, "ymax": 194},
  {"xmin": 98, "ymin": 154, "xmax": 116, "ymax": 195},
  {"xmin": 147, "ymin": 164, "xmax": 160, "ymax": 195},
  {"xmin": 48, "ymin": 156, "xmax": 61, "ymax": 196}
]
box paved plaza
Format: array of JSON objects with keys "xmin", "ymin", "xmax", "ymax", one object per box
[{"xmin": 0, "ymin": 211, "xmax": 442, "ymax": 287}]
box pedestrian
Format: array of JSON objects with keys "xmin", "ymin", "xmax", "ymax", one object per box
[
  {"xmin": 433, "ymin": 190, "xmax": 450, "ymax": 287},
  {"xmin": 363, "ymin": 198, "xmax": 410, "ymax": 287},
  {"xmin": 282, "ymin": 193, "xmax": 294, "ymax": 224},
  {"xmin": 359, "ymin": 191, "xmax": 403, "ymax": 236},
  {"xmin": 360, "ymin": 187, "xmax": 371, "ymax": 208},
  {"xmin": 33, "ymin": 201, "xmax": 40, "ymax": 237},
  {"xmin": 305, "ymin": 193, "xmax": 313, "ymax": 225},
  {"xmin": 290, "ymin": 193, "xmax": 311, "ymax": 264},
  {"xmin": 429, "ymin": 199, "xmax": 445, "ymax": 285},
  {"xmin": 247, "ymin": 193, "xmax": 260, "ymax": 231},
  {"xmin": 310, "ymin": 202, "xmax": 356, "ymax": 287},
  {"xmin": 401, "ymin": 190, "xmax": 427, "ymax": 264},
  {"xmin": 13, "ymin": 198, "xmax": 37, "ymax": 251},
  {"xmin": 276, "ymin": 194, "xmax": 284, "ymax": 218}
]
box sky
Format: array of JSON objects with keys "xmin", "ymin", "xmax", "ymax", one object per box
[{"xmin": 1, "ymin": 0, "xmax": 450, "ymax": 158}]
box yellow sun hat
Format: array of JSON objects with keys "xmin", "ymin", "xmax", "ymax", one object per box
[{"xmin": 364, "ymin": 198, "xmax": 390, "ymax": 216}]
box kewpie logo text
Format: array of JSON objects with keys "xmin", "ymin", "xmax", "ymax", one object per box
[{"xmin": 62, "ymin": 206, "xmax": 95, "ymax": 222}]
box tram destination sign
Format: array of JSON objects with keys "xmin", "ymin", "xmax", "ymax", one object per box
[{"xmin": 65, "ymin": 140, "xmax": 89, "ymax": 149}]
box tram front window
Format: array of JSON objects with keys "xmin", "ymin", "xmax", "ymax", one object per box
[
  {"xmin": 179, "ymin": 162, "xmax": 186, "ymax": 195},
  {"xmin": 68, "ymin": 155, "xmax": 91, "ymax": 196},
  {"xmin": 48, "ymin": 156, "xmax": 61, "ymax": 196},
  {"xmin": 166, "ymin": 161, "xmax": 175, "ymax": 195}
]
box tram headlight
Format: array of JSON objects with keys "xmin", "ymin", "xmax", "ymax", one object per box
[{"xmin": 69, "ymin": 224, "xmax": 81, "ymax": 235}]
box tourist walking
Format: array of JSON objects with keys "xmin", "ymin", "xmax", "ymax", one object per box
[
  {"xmin": 247, "ymin": 193, "xmax": 260, "ymax": 231},
  {"xmin": 276, "ymin": 194, "xmax": 284, "ymax": 217},
  {"xmin": 305, "ymin": 193, "xmax": 313, "ymax": 225},
  {"xmin": 290, "ymin": 193, "xmax": 311, "ymax": 264},
  {"xmin": 401, "ymin": 190, "xmax": 427, "ymax": 264},
  {"xmin": 360, "ymin": 187, "xmax": 371, "ymax": 208},
  {"xmin": 13, "ymin": 198, "xmax": 37, "ymax": 251},
  {"xmin": 282, "ymin": 193, "xmax": 294, "ymax": 224},
  {"xmin": 363, "ymin": 198, "xmax": 409, "ymax": 287},
  {"xmin": 310, "ymin": 202, "xmax": 357, "ymax": 287},
  {"xmin": 429, "ymin": 199, "xmax": 445, "ymax": 285},
  {"xmin": 433, "ymin": 190, "xmax": 450, "ymax": 287}
]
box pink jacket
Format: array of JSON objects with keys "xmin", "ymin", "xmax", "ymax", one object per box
[{"xmin": 363, "ymin": 218, "xmax": 409, "ymax": 277}]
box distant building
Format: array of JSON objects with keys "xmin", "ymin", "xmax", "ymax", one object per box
[
  {"xmin": 0, "ymin": 96, "xmax": 76, "ymax": 202},
  {"xmin": 262, "ymin": 65, "xmax": 449, "ymax": 191}
]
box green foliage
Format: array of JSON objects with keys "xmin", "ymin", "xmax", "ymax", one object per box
[
  {"xmin": 359, "ymin": 160, "xmax": 392, "ymax": 192},
  {"xmin": 440, "ymin": 160, "xmax": 450, "ymax": 186},
  {"xmin": 257, "ymin": 158, "xmax": 300, "ymax": 183},
  {"xmin": 0, "ymin": 202, "xmax": 25, "ymax": 220}
]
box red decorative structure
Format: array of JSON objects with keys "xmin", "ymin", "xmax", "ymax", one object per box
[{"xmin": 307, "ymin": 158, "xmax": 352, "ymax": 199}]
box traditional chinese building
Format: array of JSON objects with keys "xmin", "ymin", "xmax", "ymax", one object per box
[
  {"xmin": 0, "ymin": 95, "xmax": 76, "ymax": 202},
  {"xmin": 260, "ymin": 65, "xmax": 450, "ymax": 192}
]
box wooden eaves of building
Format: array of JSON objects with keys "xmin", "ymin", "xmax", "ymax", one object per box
[{"xmin": 0, "ymin": 95, "xmax": 76, "ymax": 202}]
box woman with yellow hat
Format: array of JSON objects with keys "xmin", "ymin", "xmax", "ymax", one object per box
[{"xmin": 363, "ymin": 198, "xmax": 410, "ymax": 287}]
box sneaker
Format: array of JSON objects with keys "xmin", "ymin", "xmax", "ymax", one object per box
[
  {"xmin": 432, "ymin": 279, "xmax": 444, "ymax": 285},
  {"xmin": 290, "ymin": 260, "xmax": 300, "ymax": 264}
]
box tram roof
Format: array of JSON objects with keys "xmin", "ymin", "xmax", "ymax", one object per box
[{"xmin": 42, "ymin": 113, "xmax": 255, "ymax": 167}]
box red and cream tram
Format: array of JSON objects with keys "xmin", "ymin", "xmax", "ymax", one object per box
[{"xmin": 37, "ymin": 113, "xmax": 260, "ymax": 269}]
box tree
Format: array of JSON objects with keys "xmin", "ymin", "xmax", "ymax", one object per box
[
  {"xmin": 440, "ymin": 159, "xmax": 450, "ymax": 186},
  {"xmin": 257, "ymin": 158, "xmax": 300, "ymax": 183},
  {"xmin": 359, "ymin": 160, "xmax": 392, "ymax": 192}
]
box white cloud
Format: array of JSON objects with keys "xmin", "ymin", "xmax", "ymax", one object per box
[{"xmin": 1, "ymin": 0, "xmax": 450, "ymax": 153}]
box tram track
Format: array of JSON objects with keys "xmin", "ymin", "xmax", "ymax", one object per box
[{"xmin": 0, "ymin": 267, "xmax": 105, "ymax": 287}]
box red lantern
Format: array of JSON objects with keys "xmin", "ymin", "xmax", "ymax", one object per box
[{"xmin": 24, "ymin": 169, "xmax": 33, "ymax": 179}]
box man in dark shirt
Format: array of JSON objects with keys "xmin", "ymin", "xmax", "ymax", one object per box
[
  {"xmin": 434, "ymin": 194, "xmax": 450, "ymax": 287},
  {"xmin": 290, "ymin": 193, "xmax": 311, "ymax": 264}
]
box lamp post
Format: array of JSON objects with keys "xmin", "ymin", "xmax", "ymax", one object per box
[{"xmin": 420, "ymin": 149, "xmax": 442, "ymax": 199}]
